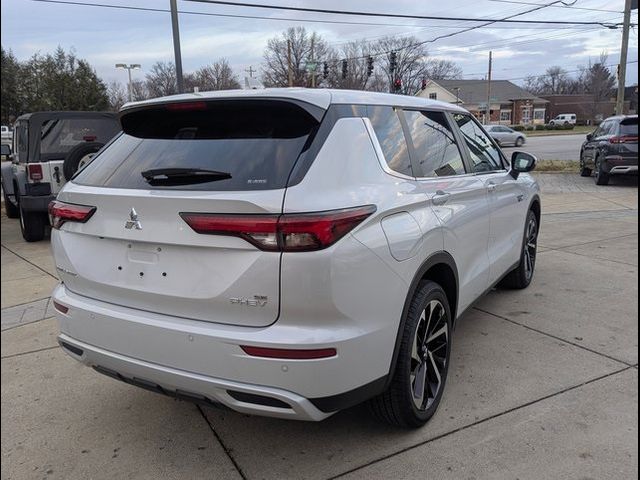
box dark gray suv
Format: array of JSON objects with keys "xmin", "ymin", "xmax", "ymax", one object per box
[{"xmin": 580, "ymin": 115, "xmax": 638, "ymax": 185}]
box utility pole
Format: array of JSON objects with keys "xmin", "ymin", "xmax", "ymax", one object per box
[
  {"xmin": 453, "ymin": 87, "xmax": 461, "ymax": 105},
  {"xmin": 485, "ymin": 51, "xmax": 493, "ymax": 125},
  {"xmin": 245, "ymin": 66, "xmax": 256, "ymax": 78},
  {"xmin": 615, "ymin": 0, "xmax": 634, "ymax": 115},
  {"xmin": 287, "ymin": 39, "xmax": 293, "ymax": 87},
  {"xmin": 169, "ymin": 0, "xmax": 184, "ymax": 93}
]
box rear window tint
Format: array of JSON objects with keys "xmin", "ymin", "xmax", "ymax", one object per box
[
  {"xmin": 368, "ymin": 106, "xmax": 413, "ymax": 176},
  {"xmin": 73, "ymin": 101, "xmax": 319, "ymax": 191},
  {"xmin": 40, "ymin": 118, "xmax": 120, "ymax": 160},
  {"xmin": 620, "ymin": 118, "xmax": 638, "ymax": 136}
]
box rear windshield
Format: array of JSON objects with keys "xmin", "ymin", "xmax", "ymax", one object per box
[
  {"xmin": 620, "ymin": 118, "xmax": 638, "ymax": 136},
  {"xmin": 73, "ymin": 101, "xmax": 319, "ymax": 191},
  {"xmin": 40, "ymin": 118, "xmax": 120, "ymax": 160}
]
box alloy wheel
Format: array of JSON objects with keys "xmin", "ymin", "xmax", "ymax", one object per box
[
  {"xmin": 410, "ymin": 300, "xmax": 449, "ymax": 411},
  {"xmin": 524, "ymin": 216, "xmax": 538, "ymax": 281}
]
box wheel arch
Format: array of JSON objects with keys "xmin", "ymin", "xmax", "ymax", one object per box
[{"xmin": 383, "ymin": 251, "xmax": 459, "ymax": 391}]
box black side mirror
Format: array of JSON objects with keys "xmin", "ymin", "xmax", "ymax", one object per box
[
  {"xmin": 586, "ymin": 133, "xmax": 593, "ymax": 141},
  {"xmin": 510, "ymin": 151, "xmax": 537, "ymax": 179}
]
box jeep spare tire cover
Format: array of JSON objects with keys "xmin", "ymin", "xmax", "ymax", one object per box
[{"xmin": 63, "ymin": 142, "xmax": 105, "ymax": 180}]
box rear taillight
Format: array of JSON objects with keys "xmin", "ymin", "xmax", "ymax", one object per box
[
  {"xmin": 27, "ymin": 164, "xmax": 43, "ymax": 182},
  {"xmin": 165, "ymin": 101, "xmax": 207, "ymax": 111},
  {"xmin": 180, "ymin": 205, "xmax": 376, "ymax": 252},
  {"xmin": 53, "ymin": 300, "xmax": 69, "ymax": 314},
  {"xmin": 610, "ymin": 136, "xmax": 638, "ymax": 144},
  {"xmin": 48, "ymin": 200, "xmax": 96, "ymax": 229}
]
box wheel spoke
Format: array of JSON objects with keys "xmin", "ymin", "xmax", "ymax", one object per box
[
  {"xmin": 412, "ymin": 361, "xmax": 427, "ymax": 405},
  {"xmin": 426, "ymin": 324, "xmax": 448, "ymax": 345},
  {"xmin": 428, "ymin": 351, "xmax": 442, "ymax": 396}
]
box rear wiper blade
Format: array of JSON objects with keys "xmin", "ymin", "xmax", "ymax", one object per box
[{"xmin": 141, "ymin": 168, "xmax": 231, "ymax": 186}]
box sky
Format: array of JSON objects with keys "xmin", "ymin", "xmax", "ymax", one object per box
[{"xmin": 1, "ymin": 0, "xmax": 638, "ymax": 89}]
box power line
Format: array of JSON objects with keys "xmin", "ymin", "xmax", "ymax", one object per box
[
  {"xmin": 487, "ymin": 0, "xmax": 624, "ymax": 14},
  {"xmin": 183, "ymin": 0, "xmax": 625, "ymax": 26},
  {"xmin": 502, "ymin": 59, "xmax": 639, "ymax": 81},
  {"xmin": 30, "ymin": 0, "xmax": 524, "ymax": 29}
]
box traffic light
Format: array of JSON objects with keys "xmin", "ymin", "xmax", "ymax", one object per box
[
  {"xmin": 389, "ymin": 52, "xmax": 397, "ymax": 72},
  {"xmin": 341, "ymin": 60, "xmax": 348, "ymax": 79},
  {"xmin": 323, "ymin": 62, "xmax": 329, "ymax": 79},
  {"xmin": 421, "ymin": 77, "xmax": 427, "ymax": 90},
  {"xmin": 394, "ymin": 77, "xmax": 402, "ymax": 93},
  {"xmin": 366, "ymin": 56, "xmax": 374, "ymax": 77}
]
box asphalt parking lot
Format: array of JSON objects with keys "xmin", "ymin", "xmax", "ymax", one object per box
[
  {"xmin": 502, "ymin": 133, "xmax": 586, "ymax": 161},
  {"xmin": 1, "ymin": 173, "xmax": 638, "ymax": 480}
]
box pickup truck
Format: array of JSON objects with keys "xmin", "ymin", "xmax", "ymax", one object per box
[
  {"xmin": 1, "ymin": 125, "xmax": 12, "ymax": 146},
  {"xmin": 1, "ymin": 111, "xmax": 120, "ymax": 241}
]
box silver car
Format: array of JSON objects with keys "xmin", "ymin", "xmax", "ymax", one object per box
[{"xmin": 485, "ymin": 125, "xmax": 526, "ymax": 147}]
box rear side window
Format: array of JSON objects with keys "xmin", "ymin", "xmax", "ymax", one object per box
[
  {"xmin": 620, "ymin": 118, "xmax": 638, "ymax": 136},
  {"xmin": 74, "ymin": 101, "xmax": 319, "ymax": 191},
  {"xmin": 40, "ymin": 118, "xmax": 120, "ymax": 160},
  {"xmin": 368, "ymin": 106, "xmax": 413, "ymax": 177},
  {"xmin": 403, "ymin": 110, "xmax": 465, "ymax": 177}
]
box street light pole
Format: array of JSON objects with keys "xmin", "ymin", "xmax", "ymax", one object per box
[{"xmin": 115, "ymin": 63, "xmax": 141, "ymax": 102}]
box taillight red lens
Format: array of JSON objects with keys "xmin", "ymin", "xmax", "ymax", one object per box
[
  {"xmin": 610, "ymin": 136, "xmax": 638, "ymax": 144},
  {"xmin": 180, "ymin": 205, "xmax": 376, "ymax": 252},
  {"xmin": 240, "ymin": 345, "xmax": 337, "ymax": 359},
  {"xmin": 48, "ymin": 200, "xmax": 96, "ymax": 229},
  {"xmin": 27, "ymin": 164, "xmax": 43, "ymax": 181},
  {"xmin": 179, "ymin": 213, "xmax": 280, "ymax": 251}
]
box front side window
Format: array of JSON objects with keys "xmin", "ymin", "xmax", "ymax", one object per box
[
  {"xmin": 453, "ymin": 113, "xmax": 504, "ymax": 173},
  {"xmin": 403, "ymin": 110, "xmax": 465, "ymax": 177},
  {"xmin": 368, "ymin": 106, "xmax": 413, "ymax": 176}
]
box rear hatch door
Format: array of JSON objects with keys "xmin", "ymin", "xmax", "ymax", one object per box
[{"xmin": 52, "ymin": 99, "xmax": 322, "ymax": 327}]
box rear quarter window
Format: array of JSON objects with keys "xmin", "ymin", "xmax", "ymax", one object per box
[
  {"xmin": 367, "ymin": 106, "xmax": 413, "ymax": 176},
  {"xmin": 73, "ymin": 100, "xmax": 319, "ymax": 191}
]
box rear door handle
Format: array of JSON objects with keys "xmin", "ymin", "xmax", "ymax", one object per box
[
  {"xmin": 432, "ymin": 190, "xmax": 451, "ymax": 206},
  {"xmin": 487, "ymin": 182, "xmax": 497, "ymax": 192}
]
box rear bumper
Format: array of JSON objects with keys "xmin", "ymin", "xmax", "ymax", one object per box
[
  {"xmin": 52, "ymin": 281, "xmax": 398, "ymax": 420},
  {"xmin": 57, "ymin": 333, "xmax": 332, "ymax": 421},
  {"xmin": 604, "ymin": 155, "xmax": 638, "ymax": 175}
]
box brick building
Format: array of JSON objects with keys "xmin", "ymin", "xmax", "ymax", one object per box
[{"xmin": 417, "ymin": 79, "xmax": 548, "ymax": 125}]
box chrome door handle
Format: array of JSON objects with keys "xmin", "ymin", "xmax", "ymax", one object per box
[
  {"xmin": 487, "ymin": 182, "xmax": 497, "ymax": 192},
  {"xmin": 432, "ymin": 190, "xmax": 451, "ymax": 206}
]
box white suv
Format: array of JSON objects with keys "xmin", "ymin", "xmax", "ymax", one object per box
[{"xmin": 50, "ymin": 89, "xmax": 540, "ymax": 428}]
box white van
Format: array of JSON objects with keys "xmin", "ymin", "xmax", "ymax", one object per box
[{"xmin": 549, "ymin": 113, "xmax": 577, "ymax": 125}]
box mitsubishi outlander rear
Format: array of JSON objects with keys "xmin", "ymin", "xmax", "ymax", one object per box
[{"xmin": 51, "ymin": 88, "xmax": 541, "ymax": 428}]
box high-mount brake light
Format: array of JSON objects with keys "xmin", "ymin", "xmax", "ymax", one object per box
[
  {"xmin": 27, "ymin": 164, "xmax": 43, "ymax": 182},
  {"xmin": 180, "ymin": 205, "xmax": 376, "ymax": 252},
  {"xmin": 165, "ymin": 101, "xmax": 208, "ymax": 111},
  {"xmin": 48, "ymin": 200, "xmax": 96, "ymax": 229}
]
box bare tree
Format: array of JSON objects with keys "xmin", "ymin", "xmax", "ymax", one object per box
[
  {"xmin": 145, "ymin": 61, "xmax": 177, "ymax": 98},
  {"xmin": 374, "ymin": 36, "xmax": 430, "ymax": 95},
  {"xmin": 424, "ymin": 58, "xmax": 462, "ymax": 81},
  {"xmin": 321, "ymin": 40, "xmax": 377, "ymax": 90},
  {"xmin": 262, "ymin": 27, "xmax": 331, "ymax": 87},
  {"xmin": 107, "ymin": 80, "xmax": 127, "ymax": 110},
  {"xmin": 130, "ymin": 79, "xmax": 149, "ymax": 101},
  {"xmin": 188, "ymin": 58, "xmax": 241, "ymax": 91}
]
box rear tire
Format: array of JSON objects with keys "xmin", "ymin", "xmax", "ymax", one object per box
[
  {"xmin": 369, "ymin": 280, "xmax": 452, "ymax": 428},
  {"xmin": 579, "ymin": 151, "xmax": 592, "ymax": 177},
  {"xmin": 594, "ymin": 155, "xmax": 610, "ymax": 186},
  {"xmin": 3, "ymin": 191, "xmax": 20, "ymax": 218},
  {"xmin": 499, "ymin": 210, "xmax": 538, "ymax": 290},
  {"xmin": 19, "ymin": 202, "xmax": 46, "ymax": 242}
]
